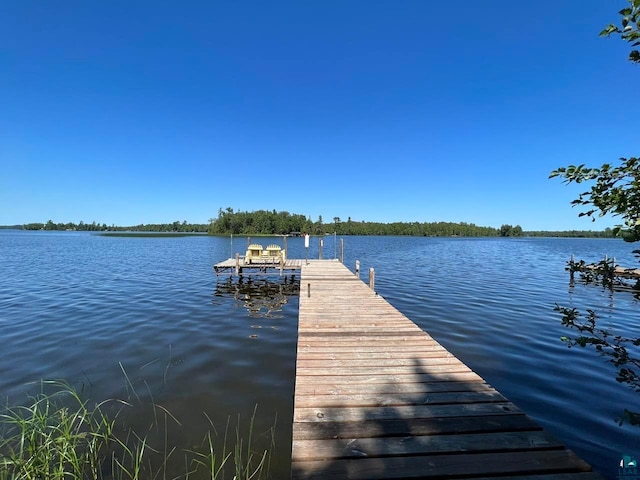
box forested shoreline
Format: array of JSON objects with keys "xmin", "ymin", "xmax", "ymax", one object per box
[
  {"xmin": 14, "ymin": 208, "xmax": 615, "ymax": 238},
  {"xmin": 21, "ymin": 220, "xmax": 209, "ymax": 233}
]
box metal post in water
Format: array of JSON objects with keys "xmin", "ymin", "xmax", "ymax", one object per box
[
  {"xmin": 355, "ymin": 260, "xmax": 360, "ymax": 278},
  {"xmin": 235, "ymin": 253, "xmax": 240, "ymax": 276},
  {"xmin": 340, "ymin": 239, "xmax": 344, "ymax": 264},
  {"xmin": 319, "ymin": 238, "xmax": 323, "ymax": 260}
]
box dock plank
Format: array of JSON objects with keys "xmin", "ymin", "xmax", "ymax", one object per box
[
  {"xmin": 292, "ymin": 414, "xmax": 544, "ymax": 440},
  {"xmin": 293, "ymin": 430, "xmax": 566, "ymax": 461},
  {"xmin": 291, "ymin": 260, "xmax": 603, "ymax": 479},
  {"xmin": 291, "ymin": 450, "xmax": 592, "ymax": 480}
]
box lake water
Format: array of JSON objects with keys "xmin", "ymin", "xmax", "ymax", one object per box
[{"xmin": 0, "ymin": 231, "xmax": 638, "ymax": 479}]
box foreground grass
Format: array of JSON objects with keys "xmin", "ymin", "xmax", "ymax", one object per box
[{"xmin": 0, "ymin": 381, "xmax": 273, "ymax": 480}]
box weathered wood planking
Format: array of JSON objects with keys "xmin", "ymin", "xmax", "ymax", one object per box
[
  {"xmin": 291, "ymin": 260, "xmax": 603, "ymax": 479},
  {"xmin": 213, "ymin": 257, "xmax": 303, "ymax": 275}
]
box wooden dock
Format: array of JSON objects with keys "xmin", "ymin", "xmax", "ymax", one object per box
[
  {"xmin": 292, "ymin": 260, "xmax": 603, "ymax": 479},
  {"xmin": 213, "ymin": 257, "xmax": 303, "ymax": 275}
]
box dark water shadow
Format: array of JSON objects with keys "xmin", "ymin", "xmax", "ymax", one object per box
[{"xmin": 212, "ymin": 274, "xmax": 300, "ymax": 318}]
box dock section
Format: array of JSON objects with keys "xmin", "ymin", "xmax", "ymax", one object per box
[
  {"xmin": 292, "ymin": 260, "xmax": 602, "ymax": 479},
  {"xmin": 213, "ymin": 257, "xmax": 303, "ymax": 275}
]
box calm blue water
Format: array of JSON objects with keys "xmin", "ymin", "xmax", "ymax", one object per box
[{"xmin": 0, "ymin": 231, "xmax": 638, "ymax": 479}]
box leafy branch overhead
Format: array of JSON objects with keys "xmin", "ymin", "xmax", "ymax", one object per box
[
  {"xmin": 600, "ymin": 0, "xmax": 640, "ymax": 64},
  {"xmin": 549, "ymin": 158, "xmax": 640, "ymax": 242}
]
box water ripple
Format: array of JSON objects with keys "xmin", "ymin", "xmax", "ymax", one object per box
[{"xmin": 1, "ymin": 232, "xmax": 638, "ymax": 478}]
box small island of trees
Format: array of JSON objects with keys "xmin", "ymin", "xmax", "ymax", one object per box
[{"xmin": 208, "ymin": 208, "xmax": 513, "ymax": 237}]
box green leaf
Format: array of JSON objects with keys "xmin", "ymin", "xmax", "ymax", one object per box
[{"xmin": 600, "ymin": 24, "xmax": 619, "ymax": 36}]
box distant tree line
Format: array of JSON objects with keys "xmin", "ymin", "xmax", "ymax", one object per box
[
  {"xmin": 208, "ymin": 208, "xmax": 522, "ymax": 237},
  {"xmin": 333, "ymin": 220, "xmax": 502, "ymax": 237},
  {"xmin": 17, "ymin": 211, "xmax": 615, "ymax": 238},
  {"xmin": 523, "ymin": 228, "xmax": 615, "ymax": 238},
  {"xmin": 22, "ymin": 220, "xmax": 209, "ymax": 232}
]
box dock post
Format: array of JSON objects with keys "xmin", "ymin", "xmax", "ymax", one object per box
[
  {"xmin": 319, "ymin": 238, "xmax": 323, "ymax": 260},
  {"xmin": 280, "ymin": 256, "xmax": 284, "ymax": 276},
  {"xmin": 235, "ymin": 253, "xmax": 240, "ymax": 276},
  {"xmin": 355, "ymin": 260, "xmax": 360, "ymax": 278},
  {"xmin": 340, "ymin": 239, "xmax": 344, "ymax": 264},
  {"xmin": 369, "ymin": 267, "xmax": 375, "ymax": 291},
  {"xmin": 307, "ymin": 283, "xmax": 311, "ymax": 298},
  {"xmin": 569, "ymin": 254, "xmax": 575, "ymax": 279}
]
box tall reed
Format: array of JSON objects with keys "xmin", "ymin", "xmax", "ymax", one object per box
[{"xmin": 0, "ymin": 380, "xmax": 274, "ymax": 480}]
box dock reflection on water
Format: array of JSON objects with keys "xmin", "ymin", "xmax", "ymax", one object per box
[{"xmin": 213, "ymin": 274, "xmax": 300, "ymax": 318}]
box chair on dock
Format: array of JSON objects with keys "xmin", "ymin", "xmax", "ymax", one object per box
[
  {"xmin": 262, "ymin": 244, "xmax": 286, "ymax": 263},
  {"xmin": 245, "ymin": 244, "xmax": 264, "ymax": 264}
]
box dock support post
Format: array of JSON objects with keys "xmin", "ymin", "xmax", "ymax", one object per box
[
  {"xmin": 235, "ymin": 253, "xmax": 240, "ymax": 276},
  {"xmin": 355, "ymin": 260, "xmax": 360, "ymax": 278},
  {"xmin": 569, "ymin": 254, "xmax": 575, "ymax": 279},
  {"xmin": 340, "ymin": 239, "xmax": 344, "ymax": 264},
  {"xmin": 280, "ymin": 257, "xmax": 284, "ymax": 276},
  {"xmin": 319, "ymin": 238, "xmax": 323, "ymax": 260},
  {"xmin": 307, "ymin": 283, "xmax": 311, "ymax": 298},
  {"xmin": 369, "ymin": 267, "xmax": 375, "ymax": 291}
]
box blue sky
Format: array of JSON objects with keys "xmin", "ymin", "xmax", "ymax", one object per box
[{"xmin": 1, "ymin": 1, "xmax": 636, "ymax": 230}]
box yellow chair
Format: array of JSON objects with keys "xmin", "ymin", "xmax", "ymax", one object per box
[
  {"xmin": 245, "ymin": 244, "xmax": 263, "ymax": 264},
  {"xmin": 263, "ymin": 245, "xmax": 286, "ymax": 263}
]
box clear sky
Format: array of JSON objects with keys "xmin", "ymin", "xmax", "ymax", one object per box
[{"xmin": 1, "ymin": 1, "xmax": 636, "ymax": 230}]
